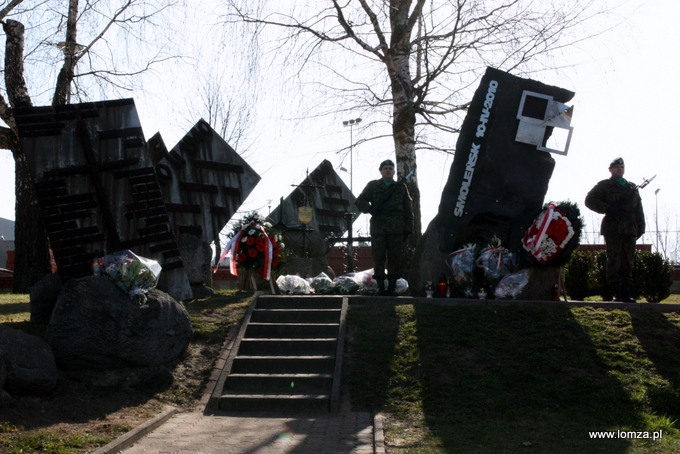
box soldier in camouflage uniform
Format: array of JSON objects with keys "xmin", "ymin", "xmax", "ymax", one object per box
[
  {"xmin": 585, "ymin": 157, "xmax": 645, "ymax": 302},
  {"xmin": 356, "ymin": 159, "xmax": 413, "ymax": 296}
]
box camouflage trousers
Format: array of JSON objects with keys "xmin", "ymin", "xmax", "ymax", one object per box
[
  {"xmin": 604, "ymin": 234, "xmax": 637, "ymax": 285},
  {"xmin": 371, "ymin": 234, "xmax": 405, "ymax": 280}
]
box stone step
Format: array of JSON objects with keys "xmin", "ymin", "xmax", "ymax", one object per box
[
  {"xmin": 224, "ymin": 373, "xmax": 333, "ymax": 393},
  {"xmin": 219, "ymin": 392, "xmax": 330, "ymax": 412},
  {"xmin": 230, "ymin": 355, "xmax": 336, "ymax": 374},
  {"xmin": 238, "ymin": 338, "xmax": 337, "ymax": 356},
  {"xmin": 245, "ymin": 322, "xmax": 340, "ymax": 339},
  {"xmin": 250, "ymin": 308, "xmax": 341, "ymax": 323},
  {"xmin": 256, "ymin": 296, "xmax": 343, "ymax": 310}
]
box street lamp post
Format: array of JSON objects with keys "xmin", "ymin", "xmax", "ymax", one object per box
[
  {"xmin": 341, "ymin": 117, "xmax": 361, "ymax": 273},
  {"xmin": 342, "ymin": 118, "xmax": 362, "ymax": 192},
  {"xmin": 655, "ymin": 188, "xmax": 661, "ymax": 253}
]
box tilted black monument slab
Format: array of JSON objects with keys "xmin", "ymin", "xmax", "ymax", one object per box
[
  {"xmin": 410, "ymin": 67, "xmax": 575, "ymax": 294},
  {"xmin": 267, "ymin": 160, "xmax": 360, "ymax": 272},
  {"xmin": 14, "ymin": 99, "xmax": 193, "ymax": 301}
]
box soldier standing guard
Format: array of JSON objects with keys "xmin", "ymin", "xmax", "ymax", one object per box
[
  {"xmin": 585, "ymin": 157, "xmax": 645, "ymax": 302},
  {"xmin": 356, "ymin": 159, "xmax": 413, "ymax": 296}
]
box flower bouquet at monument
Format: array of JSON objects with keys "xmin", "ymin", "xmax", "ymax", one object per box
[
  {"xmin": 93, "ymin": 250, "xmax": 162, "ymax": 304},
  {"xmin": 522, "ymin": 202, "xmax": 582, "ymax": 266},
  {"xmin": 476, "ymin": 238, "xmax": 516, "ymax": 291},
  {"xmin": 446, "ymin": 244, "xmax": 476, "ymax": 297},
  {"xmin": 218, "ymin": 212, "xmax": 285, "ymax": 281}
]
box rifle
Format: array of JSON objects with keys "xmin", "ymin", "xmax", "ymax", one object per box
[
  {"xmin": 370, "ymin": 170, "xmax": 414, "ymax": 215},
  {"xmin": 607, "ymin": 174, "xmax": 656, "ymax": 215},
  {"xmin": 636, "ymin": 174, "xmax": 656, "ymax": 190}
]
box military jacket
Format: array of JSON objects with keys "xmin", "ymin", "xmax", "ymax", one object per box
[
  {"xmin": 585, "ymin": 177, "xmax": 645, "ymax": 237},
  {"xmin": 356, "ymin": 179, "xmax": 414, "ymax": 235}
]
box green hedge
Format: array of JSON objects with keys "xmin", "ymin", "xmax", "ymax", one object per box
[{"xmin": 564, "ymin": 249, "xmax": 674, "ymax": 302}]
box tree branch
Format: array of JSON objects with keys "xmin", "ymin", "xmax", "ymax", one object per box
[
  {"xmin": 0, "ymin": 0, "xmax": 25, "ymax": 21},
  {"xmin": 52, "ymin": 0, "xmax": 80, "ymax": 105},
  {"xmin": 2, "ymin": 19, "xmax": 32, "ymax": 109}
]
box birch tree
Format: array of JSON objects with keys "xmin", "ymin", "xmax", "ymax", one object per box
[
  {"xmin": 1, "ymin": 0, "xmax": 181, "ymax": 291},
  {"xmin": 224, "ymin": 0, "xmax": 608, "ymax": 261}
]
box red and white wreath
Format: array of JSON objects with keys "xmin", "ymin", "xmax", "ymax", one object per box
[{"xmin": 522, "ymin": 204, "xmax": 576, "ymax": 265}]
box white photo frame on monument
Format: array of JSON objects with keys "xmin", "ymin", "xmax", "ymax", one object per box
[{"xmin": 515, "ymin": 90, "xmax": 574, "ymax": 156}]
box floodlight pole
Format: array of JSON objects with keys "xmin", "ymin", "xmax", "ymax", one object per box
[
  {"xmin": 341, "ymin": 117, "xmax": 362, "ymax": 273},
  {"xmin": 655, "ymin": 188, "xmax": 661, "ymax": 253},
  {"xmin": 342, "ymin": 118, "xmax": 362, "ymax": 192}
]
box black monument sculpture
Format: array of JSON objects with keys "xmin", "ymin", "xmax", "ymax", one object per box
[{"xmin": 410, "ymin": 67, "xmax": 575, "ymax": 295}]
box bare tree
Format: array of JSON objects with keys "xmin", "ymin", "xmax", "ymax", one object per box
[
  {"xmin": 1, "ymin": 0, "xmax": 182, "ymax": 291},
  {"xmin": 179, "ymin": 17, "xmax": 263, "ymax": 158},
  {"xmin": 223, "ymin": 0, "xmax": 610, "ymax": 262}
]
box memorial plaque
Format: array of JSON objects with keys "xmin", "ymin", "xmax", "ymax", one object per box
[
  {"xmin": 148, "ymin": 119, "xmax": 261, "ymax": 250},
  {"xmin": 14, "ymin": 99, "xmax": 193, "ymax": 300}
]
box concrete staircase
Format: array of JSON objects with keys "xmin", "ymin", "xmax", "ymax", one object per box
[{"xmin": 211, "ymin": 294, "xmax": 348, "ymax": 412}]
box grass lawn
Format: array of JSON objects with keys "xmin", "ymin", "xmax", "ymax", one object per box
[
  {"xmin": 345, "ymin": 300, "xmax": 680, "ymax": 453},
  {"xmin": 4, "ymin": 291, "xmax": 680, "ymax": 453},
  {"xmin": 0, "ymin": 290, "xmax": 250, "ymax": 454}
]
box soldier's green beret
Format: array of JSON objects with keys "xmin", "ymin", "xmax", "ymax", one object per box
[
  {"xmin": 609, "ymin": 157, "xmax": 624, "ymax": 168},
  {"xmin": 379, "ymin": 159, "xmax": 395, "ymax": 169}
]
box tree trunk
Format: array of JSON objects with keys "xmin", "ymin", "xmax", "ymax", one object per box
[
  {"xmin": 3, "ymin": 19, "xmax": 52, "ymax": 292},
  {"xmin": 387, "ymin": 1, "xmax": 422, "ymax": 269},
  {"xmin": 11, "ymin": 139, "xmax": 52, "ymax": 292}
]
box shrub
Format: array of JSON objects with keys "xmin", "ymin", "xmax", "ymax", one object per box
[
  {"xmin": 593, "ymin": 250, "xmax": 613, "ymax": 301},
  {"xmin": 564, "ymin": 250, "xmax": 596, "ymax": 300},
  {"xmin": 637, "ymin": 251, "xmax": 674, "ymax": 303}
]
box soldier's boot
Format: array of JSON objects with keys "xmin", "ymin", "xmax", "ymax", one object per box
[
  {"xmin": 621, "ymin": 282, "xmax": 637, "ymax": 303},
  {"xmin": 387, "ymin": 278, "xmax": 398, "ymax": 297},
  {"xmin": 612, "ymin": 283, "xmax": 622, "ymax": 302},
  {"xmin": 376, "ymin": 279, "xmax": 387, "ymax": 296}
]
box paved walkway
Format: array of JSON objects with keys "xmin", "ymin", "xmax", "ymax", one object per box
[
  {"xmin": 96, "ymin": 295, "xmax": 384, "ymax": 454},
  {"xmin": 119, "ymin": 410, "xmax": 374, "ymax": 454}
]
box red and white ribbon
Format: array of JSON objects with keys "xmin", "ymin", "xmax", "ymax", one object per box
[
  {"xmin": 529, "ymin": 203, "xmax": 555, "ymax": 254},
  {"xmin": 213, "ymin": 221, "xmax": 274, "ymax": 280}
]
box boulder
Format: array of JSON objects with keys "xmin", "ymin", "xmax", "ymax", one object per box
[
  {"xmin": 46, "ymin": 276, "xmax": 193, "ymax": 371},
  {"xmin": 0, "ymin": 357, "xmax": 5, "ymax": 390},
  {"xmin": 177, "ymin": 233, "xmax": 213, "ymax": 286},
  {"xmin": 30, "ymin": 272, "xmax": 63, "ymax": 323},
  {"xmin": 408, "ymin": 219, "xmax": 450, "ymax": 297},
  {"xmin": 178, "ymin": 233, "xmax": 216, "ymax": 298},
  {"xmin": 0, "ymin": 324, "xmax": 58, "ymax": 395}
]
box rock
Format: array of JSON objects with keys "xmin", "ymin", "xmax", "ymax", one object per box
[
  {"xmin": 0, "ymin": 357, "xmax": 5, "ymax": 390},
  {"xmin": 46, "ymin": 276, "xmax": 193, "ymax": 371},
  {"xmin": 190, "ymin": 284, "xmax": 216, "ymax": 299},
  {"xmin": 0, "ymin": 389, "xmax": 12, "ymax": 406},
  {"xmin": 408, "ymin": 218, "xmax": 451, "ymax": 297},
  {"xmin": 282, "ymin": 257, "xmax": 313, "ymax": 278},
  {"xmin": 518, "ymin": 266, "xmax": 560, "ymax": 301},
  {"xmin": 177, "ymin": 233, "xmax": 213, "ymax": 286},
  {"xmin": 0, "ymin": 324, "xmax": 58, "ymax": 396},
  {"xmin": 30, "ymin": 272, "xmax": 63, "ymax": 324}
]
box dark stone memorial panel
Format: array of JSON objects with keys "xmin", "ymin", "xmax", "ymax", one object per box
[
  {"xmin": 268, "ymin": 159, "xmax": 360, "ymax": 258},
  {"xmin": 410, "ymin": 67, "xmax": 575, "ymax": 294},
  {"xmin": 15, "ymin": 99, "xmax": 193, "ymax": 301},
  {"xmin": 147, "ymin": 119, "xmax": 261, "ymax": 252},
  {"xmin": 437, "ymin": 67, "xmax": 575, "ymax": 252}
]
